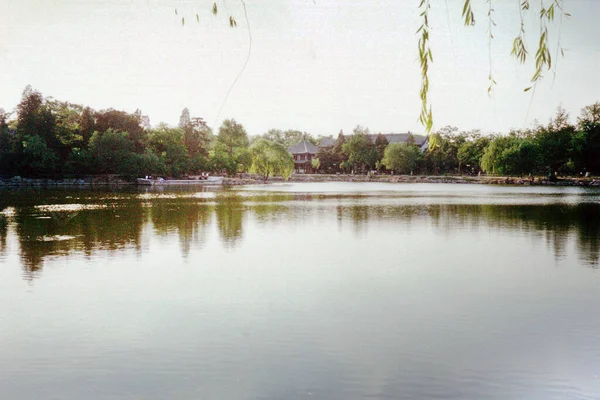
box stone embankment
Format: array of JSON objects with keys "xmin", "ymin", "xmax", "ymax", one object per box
[
  {"xmin": 0, "ymin": 175, "xmax": 131, "ymax": 187},
  {"xmin": 225, "ymin": 174, "xmax": 600, "ymax": 186},
  {"xmin": 2, "ymin": 174, "xmax": 599, "ymax": 187}
]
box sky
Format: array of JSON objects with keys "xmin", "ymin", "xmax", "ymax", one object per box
[{"xmin": 0, "ymin": 0, "xmax": 599, "ymax": 137}]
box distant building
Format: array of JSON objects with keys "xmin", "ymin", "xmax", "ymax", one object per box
[
  {"xmin": 289, "ymin": 140, "xmax": 318, "ymax": 174},
  {"xmin": 318, "ymin": 133, "xmax": 428, "ymax": 150},
  {"xmin": 318, "ymin": 137, "xmax": 336, "ymax": 148}
]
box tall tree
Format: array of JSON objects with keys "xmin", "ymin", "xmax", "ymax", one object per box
[
  {"xmin": 342, "ymin": 126, "xmax": 378, "ymax": 172},
  {"xmin": 577, "ymin": 102, "xmax": 600, "ymax": 174},
  {"xmin": 95, "ymin": 109, "xmax": 147, "ymax": 152},
  {"xmin": 249, "ymin": 139, "xmax": 294, "ymax": 179},
  {"xmin": 80, "ymin": 107, "xmax": 95, "ymax": 146},
  {"xmin": 382, "ymin": 143, "xmax": 421, "ymax": 174},
  {"xmin": 216, "ymin": 119, "xmax": 249, "ymax": 156}
]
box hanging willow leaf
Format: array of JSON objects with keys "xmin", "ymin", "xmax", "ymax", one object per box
[
  {"xmin": 212, "ymin": 3, "xmax": 218, "ymax": 15},
  {"xmin": 196, "ymin": 14, "xmax": 200, "ymax": 23},
  {"xmin": 417, "ymin": 0, "xmax": 433, "ymax": 136},
  {"xmin": 462, "ymin": 0, "xmax": 475, "ymax": 26},
  {"xmin": 182, "ymin": 17, "xmax": 185, "ymax": 26}
]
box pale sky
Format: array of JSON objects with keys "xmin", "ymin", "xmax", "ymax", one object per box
[{"xmin": 1, "ymin": 0, "xmax": 599, "ymax": 136}]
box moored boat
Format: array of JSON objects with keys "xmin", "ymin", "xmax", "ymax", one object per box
[{"xmin": 136, "ymin": 176, "xmax": 223, "ymax": 186}]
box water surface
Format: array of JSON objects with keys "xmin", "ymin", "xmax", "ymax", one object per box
[{"xmin": 1, "ymin": 183, "xmax": 600, "ymax": 399}]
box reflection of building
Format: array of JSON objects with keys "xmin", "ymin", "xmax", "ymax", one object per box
[{"xmin": 289, "ymin": 140, "xmax": 318, "ymax": 174}]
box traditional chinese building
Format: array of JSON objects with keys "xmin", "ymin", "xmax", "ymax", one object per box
[{"xmin": 289, "ymin": 140, "xmax": 318, "ymax": 174}]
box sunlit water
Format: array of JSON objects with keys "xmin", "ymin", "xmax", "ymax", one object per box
[{"xmin": 1, "ymin": 183, "xmax": 600, "ymax": 400}]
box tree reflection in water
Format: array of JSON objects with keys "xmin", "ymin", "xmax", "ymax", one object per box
[{"xmin": 3, "ymin": 189, "xmax": 600, "ymax": 279}]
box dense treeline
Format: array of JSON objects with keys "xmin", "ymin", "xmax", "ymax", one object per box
[
  {"xmin": 424, "ymin": 105, "xmax": 600, "ymax": 178},
  {"xmin": 0, "ymin": 86, "xmax": 279, "ymax": 178},
  {"xmin": 313, "ymin": 105, "xmax": 600, "ymax": 179},
  {"xmin": 1, "ymin": 86, "xmax": 599, "ymax": 179}
]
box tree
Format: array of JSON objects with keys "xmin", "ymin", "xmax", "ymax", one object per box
[
  {"xmin": 179, "ymin": 108, "xmax": 212, "ymax": 158},
  {"xmin": 480, "ymin": 134, "xmax": 537, "ymax": 176},
  {"xmin": 88, "ymin": 129, "xmax": 139, "ymax": 176},
  {"xmin": 148, "ymin": 125, "xmax": 190, "ymax": 177},
  {"xmin": 382, "ymin": 143, "xmax": 420, "ymax": 174},
  {"xmin": 311, "ymin": 157, "xmax": 321, "ymax": 173},
  {"xmin": 216, "ymin": 119, "xmax": 249, "ymax": 156},
  {"xmin": 20, "ymin": 135, "xmax": 58, "ymax": 176},
  {"xmin": 249, "ymin": 139, "xmax": 294, "ymax": 179},
  {"xmin": 374, "ymin": 133, "xmax": 389, "ymax": 163},
  {"xmin": 456, "ymin": 131, "xmax": 490, "ymax": 174},
  {"xmin": 535, "ymin": 107, "xmax": 575, "ymax": 176},
  {"xmin": 94, "ymin": 109, "xmax": 147, "ymax": 152},
  {"xmin": 342, "ymin": 126, "xmax": 377, "ymax": 172},
  {"xmin": 424, "ymin": 126, "xmax": 463, "ymax": 174},
  {"xmin": 80, "ymin": 107, "xmax": 95, "ymax": 146},
  {"xmin": 0, "ymin": 109, "xmax": 15, "ymax": 175},
  {"xmin": 255, "ymin": 129, "xmax": 317, "ymax": 148},
  {"xmin": 314, "ymin": 147, "xmax": 337, "ymax": 173},
  {"xmin": 16, "ymin": 86, "xmax": 59, "ymax": 151},
  {"xmin": 577, "ymin": 102, "xmax": 600, "ymax": 174},
  {"xmin": 209, "ymin": 146, "xmax": 237, "ymax": 175}
]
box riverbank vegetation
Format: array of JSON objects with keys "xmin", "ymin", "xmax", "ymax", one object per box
[{"xmin": 1, "ymin": 86, "xmax": 599, "ymax": 180}]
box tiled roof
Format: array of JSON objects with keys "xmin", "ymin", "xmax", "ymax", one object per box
[
  {"xmin": 378, "ymin": 133, "xmax": 428, "ymax": 146},
  {"xmin": 317, "ymin": 133, "xmax": 428, "ymax": 147},
  {"xmin": 318, "ymin": 137, "xmax": 336, "ymax": 147},
  {"xmin": 289, "ymin": 140, "xmax": 318, "ymax": 154}
]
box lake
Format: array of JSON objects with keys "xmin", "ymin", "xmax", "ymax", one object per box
[{"xmin": 1, "ymin": 182, "xmax": 600, "ymax": 400}]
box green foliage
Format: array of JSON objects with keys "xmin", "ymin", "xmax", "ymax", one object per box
[
  {"xmin": 180, "ymin": 108, "xmax": 213, "ymax": 158},
  {"xmin": 216, "ymin": 119, "xmax": 249, "ymax": 156},
  {"xmin": 457, "ymin": 132, "xmax": 490, "ymax": 173},
  {"xmin": 65, "ymin": 148, "xmax": 93, "ymax": 175},
  {"xmin": 88, "ymin": 129, "xmax": 139, "ymax": 176},
  {"xmin": 94, "ymin": 109, "xmax": 147, "ymax": 153},
  {"xmin": 481, "ymin": 134, "xmax": 538, "ymax": 176},
  {"xmin": 0, "ymin": 109, "xmax": 15, "ymax": 174},
  {"xmin": 254, "ymin": 129, "xmax": 316, "ymax": 149},
  {"xmin": 534, "ymin": 107, "xmax": 575, "ymax": 175},
  {"xmin": 4, "ymin": 85, "xmax": 600, "ymax": 181},
  {"xmin": 374, "ymin": 133, "xmax": 389, "ymax": 160},
  {"xmin": 424, "ymin": 127, "xmax": 464, "ymax": 174},
  {"xmin": 342, "ymin": 126, "xmax": 378, "ymax": 172},
  {"xmin": 249, "ymin": 139, "xmax": 294, "ymax": 179},
  {"xmin": 417, "ymin": 0, "xmax": 568, "ymax": 133},
  {"xmin": 234, "ymin": 147, "xmax": 252, "ymax": 173},
  {"xmin": 576, "ymin": 102, "xmax": 600, "ymax": 173},
  {"xmin": 311, "ymin": 157, "xmax": 321, "ymax": 172},
  {"xmin": 148, "ymin": 125, "xmax": 190, "ymax": 177},
  {"xmin": 209, "ymin": 146, "xmax": 237, "ymax": 175},
  {"xmin": 80, "ymin": 107, "xmax": 96, "ymax": 147},
  {"xmin": 382, "ymin": 143, "xmax": 421, "ymax": 174},
  {"xmin": 20, "ymin": 135, "xmax": 58, "ymax": 176}
]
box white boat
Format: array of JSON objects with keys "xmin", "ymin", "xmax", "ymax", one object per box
[{"xmin": 136, "ymin": 176, "xmax": 224, "ymax": 186}]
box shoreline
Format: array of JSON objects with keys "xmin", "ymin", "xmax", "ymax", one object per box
[
  {"xmin": 224, "ymin": 174, "xmax": 600, "ymax": 187},
  {"xmin": 1, "ymin": 174, "xmax": 599, "ymax": 188}
]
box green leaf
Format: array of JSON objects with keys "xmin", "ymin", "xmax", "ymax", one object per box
[
  {"xmin": 212, "ymin": 2, "xmax": 218, "ymax": 15},
  {"xmin": 196, "ymin": 14, "xmax": 200, "ymax": 23},
  {"xmin": 524, "ymin": 86, "xmax": 532, "ymax": 92},
  {"xmin": 182, "ymin": 17, "xmax": 185, "ymax": 26}
]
